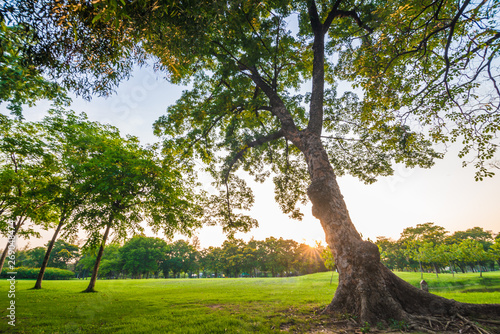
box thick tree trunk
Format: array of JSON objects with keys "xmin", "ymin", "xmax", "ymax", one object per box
[
  {"xmin": 302, "ymin": 136, "xmax": 500, "ymax": 324},
  {"xmin": 34, "ymin": 217, "xmax": 65, "ymax": 289},
  {"xmin": 83, "ymin": 223, "xmax": 111, "ymax": 293}
]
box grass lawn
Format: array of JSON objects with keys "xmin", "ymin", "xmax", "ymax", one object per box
[{"xmin": 0, "ymin": 271, "xmax": 499, "ymax": 333}]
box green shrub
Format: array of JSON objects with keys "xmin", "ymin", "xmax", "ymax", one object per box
[{"xmin": 1, "ymin": 267, "xmax": 74, "ymax": 280}]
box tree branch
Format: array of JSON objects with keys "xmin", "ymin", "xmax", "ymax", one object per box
[
  {"xmin": 335, "ymin": 10, "xmax": 374, "ymax": 34},
  {"xmin": 245, "ymin": 67, "xmax": 301, "ymax": 143},
  {"xmin": 322, "ymin": 0, "xmax": 343, "ymax": 33},
  {"xmin": 223, "ymin": 130, "xmax": 285, "ymax": 184}
]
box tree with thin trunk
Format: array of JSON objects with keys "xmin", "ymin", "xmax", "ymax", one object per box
[
  {"xmin": 457, "ymin": 239, "xmax": 492, "ymax": 278},
  {"xmin": 8, "ymin": 0, "xmax": 500, "ymax": 327},
  {"xmin": 63, "ymin": 125, "xmax": 201, "ymax": 292},
  {"xmin": 0, "ymin": 116, "xmax": 57, "ymax": 273},
  {"xmin": 34, "ymin": 110, "xmax": 105, "ymax": 289}
]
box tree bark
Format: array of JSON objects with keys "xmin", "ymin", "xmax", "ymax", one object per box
[
  {"xmin": 0, "ymin": 217, "xmax": 23, "ymax": 273},
  {"xmin": 302, "ymin": 135, "xmax": 500, "ymax": 324},
  {"xmin": 242, "ymin": 1, "xmax": 500, "ymax": 324},
  {"xmin": 0, "ymin": 243, "xmax": 10, "ymax": 275},
  {"xmin": 34, "ymin": 216, "xmax": 66, "ymax": 289},
  {"xmin": 83, "ymin": 223, "xmax": 112, "ymax": 293}
]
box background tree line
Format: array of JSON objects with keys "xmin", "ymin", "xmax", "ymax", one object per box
[
  {"xmin": 8, "ymin": 222, "xmax": 500, "ymax": 281},
  {"xmin": 376, "ymin": 223, "xmax": 500, "ymax": 278},
  {"xmin": 11, "ymin": 236, "xmax": 328, "ymax": 279}
]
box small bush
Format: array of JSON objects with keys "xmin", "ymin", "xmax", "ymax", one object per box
[{"xmin": 1, "ymin": 267, "xmax": 74, "ymax": 280}]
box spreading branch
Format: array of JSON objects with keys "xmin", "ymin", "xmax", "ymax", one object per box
[{"xmin": 223, "ymin": 129, "xmax": 285, "ymax": 184}]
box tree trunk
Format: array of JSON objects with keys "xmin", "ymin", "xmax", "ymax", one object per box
[
  {"xmin": 34, "ymin": 216, "xmax": 65, "ymax": 289},
  {"xmin": 0, "ymin": 218, "xmax": 22, "ymax": 273},
  {"xmin": 0, "ymin": 243, "xmax": 10, "ymax": 275},
  {"xmin": 83, "ymin": 223, "xmax": 112, "ymax": 293},
  {"xmin": 302, "ymin": 136, "xmax": 500, "ymax": 324},
  {"xmin": 433, "ymin": 263, "xmax": 439, "ymax": 278}
]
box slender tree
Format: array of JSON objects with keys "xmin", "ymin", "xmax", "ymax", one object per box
[
  {"xmin": 63, "ymin": 124, "xmax": 201, "ymax": 292},
  {"xmin": 34, "ymin": 110, "xmax": 104, "ymax": 289},
  {"xmin": 0, "ymin": 116, "xmax": 57, "ymax": 273}
]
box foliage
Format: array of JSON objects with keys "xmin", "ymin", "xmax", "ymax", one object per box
[
  {"xmin": 0, "ymin": 116, "xmax": 58, "ymax": 238},
  {"xmin": 97, "ymin": 243, "xmax": 122, "ymax": 279},
  {"xmin": 120, "ymin": 236, "xmax": 167, "ymax": 278},
  {"xmin": 46, "ymin": 240, "xmax": 79, "ymax": 269},
  {"xmin": 15, "ymin": 246, "xmax": 45, "ymax": 268},
  {"xmin": 63, "ymin": 115, "xmax": 202, "ymax": 250},
  {"xmin": 0, "ymin": 266, "xmax": 74, "ymax": 279},
  {"xmin": 6, "ymin": 0, "xmax": 499, "ymax": 233},
  {"xmin": 0, "ymin": 115, "xmax": 60, "ymax": 273},
  {"xmin": 0, "ymin": 14, "xmax": 69, "ymax": 115},
  {"xmin": 376, "ymin": 224, "xmax": 498, "ymax": 274}
]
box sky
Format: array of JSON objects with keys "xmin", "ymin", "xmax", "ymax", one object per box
[{"xmin": 5, "ymin": 65, "xmax": 500, "ymax": 250}]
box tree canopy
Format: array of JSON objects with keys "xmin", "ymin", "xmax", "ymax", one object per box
[{"xmin": 3, "ymin": 0, "xmax": 498, "ymax": 227}]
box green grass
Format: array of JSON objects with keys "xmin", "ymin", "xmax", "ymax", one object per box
[{"xmin": 0, "ymin": 271, "xmax": 499, "ymax": 333}]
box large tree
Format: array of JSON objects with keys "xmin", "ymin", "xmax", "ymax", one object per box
[{"xmin": 6, "ymin": 0, "xmax": 500, "ymax": 327}]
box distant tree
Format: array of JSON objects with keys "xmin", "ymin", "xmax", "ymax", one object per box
[
  {"xmin": 400, "ymin": 223, "xmax": 449, "ymax": 276},
  {"xmin": 0, "ymin": 16, "xmax": 68, "ymax": 116},
  {"xmin": 376, "ymin": 237, "xmax": 408, "ymax": 271},
  {"xmin": 199, "ymin": 246, "xmax": 223, "ymax": 278},
  {"xmin": 98, "ymin": 244, "xmax": 123, "ymax": 279},
  {"xmin": 457, "ymin": 239, "xmax": 492, "ymax": 278},
  {"xmin": 446, "ymin": 227, "xmax": 496, "ymax": 273},
  {"xmin": 448, "ymin": 227, "xmax": 495, "ymax": 250},
  {"xmin": 163, "ymin": 240, "xmax": 197, "ymax": 278},
  {"xmin": 404, "ymin": 240, "xmax": 429, "ymax": 279},
  {"xmin": 46, "ymin": 240, "xmax": 79, "ymax": 269},
  {"xmin": 120, "ymin": 236, "xmax": 167, "ymax": 279},
  {"xmin": 320, "ymin": 246, "xmax": 336, "ymax": 285},
  {"xmin": 241, "ymin": 239, "xmax": 259, "ymax": 277},
  {"xmin": 74, "ymin": 248, "xmax": 96, "ymax": 280},
  {"xmin": 437, "ymin": 244, "xmax": 458, "ymax": 278},
  {"xmin": 17, "ymin": 246, "xmax": 45, "ymax": 268},
  {"xmin": 490, "ymin": 238, "xmax": 500, "ymax": 269},
  {"xmin": 400, "ymin": 223, "xmax": 448, "ymax": 245},
  {"xmin": 221, "ymin": 239, "xmax": 246, "ymax": 278}
]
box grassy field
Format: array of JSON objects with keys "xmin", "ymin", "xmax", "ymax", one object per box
[{"xmin": 0, "ymin": 271, "xmax": 499, "ymax": 333}]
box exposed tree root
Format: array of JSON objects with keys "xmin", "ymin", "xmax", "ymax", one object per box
[
  {"xmin": 308, "ymin": 313, "xmax": 500, "ymax": 333},
  {"xmin": 320, "ymin": 261, "xmax": 500, "ymax": 333}
]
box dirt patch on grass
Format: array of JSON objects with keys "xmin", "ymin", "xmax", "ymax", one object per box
[{"xmin": 206, "ymin": 304, "xmax": 224, "ymax": 310}]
